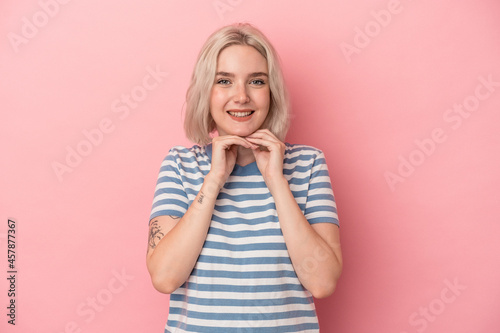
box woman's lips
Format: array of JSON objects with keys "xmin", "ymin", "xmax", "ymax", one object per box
[{"xmin": 227, "ymin": 110, "xmax": 255, "ymax": 122}]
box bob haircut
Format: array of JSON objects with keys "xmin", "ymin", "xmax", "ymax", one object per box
[{"xmin": 184, "ymin": 23, "xmax": 290, "ymax": 145}]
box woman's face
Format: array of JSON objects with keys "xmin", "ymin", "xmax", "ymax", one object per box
[{"xmin": 209, "ymin": 45, "xmax": 270, "ymax": 137}]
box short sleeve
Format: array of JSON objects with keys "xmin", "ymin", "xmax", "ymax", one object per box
[
  {"xmin": 149, "ymin": 149, "xmax": 189, "ymax": 222},
  {"xmin": 304, "ymin": 150, "xmax": 339, "ymax": 226}
]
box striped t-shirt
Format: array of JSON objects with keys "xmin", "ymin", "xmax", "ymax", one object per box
[{"xmin": 149, "ymin": 142, "xmax": 339, "ymax": 333}]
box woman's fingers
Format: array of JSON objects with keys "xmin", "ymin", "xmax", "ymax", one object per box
[
  {"xmin": 209, "ymin": 135, "xmax": 260, "ymax": 185},
  {"xmin": 246, "ymin": 135, "xmax": 284, "ymax": 153},
  {"xmin": 213, "ymin": 135, "xmax": 258, "ymax": 150},
  {"xmin": 245, "ymin": 136, "xmax": 277, "ymax": 147}
]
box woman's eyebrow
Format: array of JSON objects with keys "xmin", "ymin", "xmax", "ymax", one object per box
[
  {"xmin": 216, "ymin": 71, "xmax": 234, "ymax": 77},
  {"xmin": 249, "ymin": 72, "xmax": 268, "ymax": 78},
  {"xmin": 215, "ymin": 71, "xmax": 268, "ymax": 78}
]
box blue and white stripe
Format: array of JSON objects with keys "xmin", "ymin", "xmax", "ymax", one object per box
[{"xmin": 150, "ymin": 143, "xmax": 338, "ymax": 332}]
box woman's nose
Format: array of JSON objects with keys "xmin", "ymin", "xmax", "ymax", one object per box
[{"xmin": 233, "ymin": 84, "xmax": 250, "ymax": 103}]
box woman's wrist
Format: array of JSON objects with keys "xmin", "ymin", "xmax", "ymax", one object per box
[
  {"xmin": 203, "ymin": 172, "xmax": 225, "ymax": 196},
  {"xmin": 266, "ymin": 175, "xmax": 289, "ymax": 197}
]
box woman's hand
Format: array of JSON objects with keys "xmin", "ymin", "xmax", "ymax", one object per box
[
  {"xmin": 208, "ymin": 135, "xmax": 258, "ymax": 189},
  {"xmin": 246, "ymin": 129, "xmax": 286, "ymax": 192}
]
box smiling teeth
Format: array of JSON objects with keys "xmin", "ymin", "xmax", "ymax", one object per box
[{"xmin": 228, "ymin": 111, "xmax": 252, "ymax": 117}]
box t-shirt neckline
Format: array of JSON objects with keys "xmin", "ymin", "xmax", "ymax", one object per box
[{"xmin": 205, "ymin": 143, "xmax": 260, "ymax": 176}]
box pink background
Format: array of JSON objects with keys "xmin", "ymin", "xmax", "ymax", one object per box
[{"xmin": 1, "ymin": 0, "xmax": 500, "ymax": 332}]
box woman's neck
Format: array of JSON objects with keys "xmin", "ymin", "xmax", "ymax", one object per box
[{"xmin": 236, "ymin": 145, "xmax": 255, "ymax": 166}]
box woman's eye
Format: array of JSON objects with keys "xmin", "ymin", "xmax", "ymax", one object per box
[
  {"xmin": 217, "ymin": 79, "xmax": 231, "ymax": 85},
  {"xmin": 250, "ymin": 79, "xmax": 265, "ymax": 85}
]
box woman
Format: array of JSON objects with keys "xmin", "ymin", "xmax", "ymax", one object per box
[{"xmin": 147, "ymin": 23, "xmax": 342, "ymax": 332}]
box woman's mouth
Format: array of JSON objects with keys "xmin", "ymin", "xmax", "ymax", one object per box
[{"xmin": 227, "ymin": 110, "xmax": 255, "ymax": 121}]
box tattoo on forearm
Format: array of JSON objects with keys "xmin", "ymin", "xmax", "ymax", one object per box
[
  {"xmin": 148, "ymin": 220, "xmax": 165, "ymax": 250},
  {"xmin": 198, "ymin": 191, "xmax": 205, "ymax": 204}
]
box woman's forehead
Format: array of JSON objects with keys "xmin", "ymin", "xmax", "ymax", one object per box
[{"xmin": 216, "ymin": 45, "xmax": 268, "ymax": 74}]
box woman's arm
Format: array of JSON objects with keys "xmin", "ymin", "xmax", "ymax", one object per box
[
  {"xmin": 146, "ymin": 173, "xmax": 222, "ymax": 294},
  {"xmin": 247, "ymin": 130, "xmax": 342, "ymax": 299},
  {"xmin": 267, "ymin": 176, "xmax": 342, "ymax": 299},
  {"xmin": 146, "ymin": 136, "xmax": 258, "ymax": 294}
]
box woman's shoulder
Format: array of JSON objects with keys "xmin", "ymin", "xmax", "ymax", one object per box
[
  {"xmin": 284, "ymin": 142, "xmax": 325, "ymax": 157},
  {"xmin": 162, "ymin": 144, "xmax": 210, "ymax": 163},
  {"xmin": 167, "ymin": 144, "xmax": 205, "ymax": 155}
]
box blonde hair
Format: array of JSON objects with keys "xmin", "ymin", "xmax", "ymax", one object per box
[{"xmin": 184, "ymin": 23, "xmax": 290, "ymax": 145}]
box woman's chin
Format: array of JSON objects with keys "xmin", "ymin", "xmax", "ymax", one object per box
[{"xmin": 225, "ymin": 129, "xmax": 256, "ymax": 137}]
